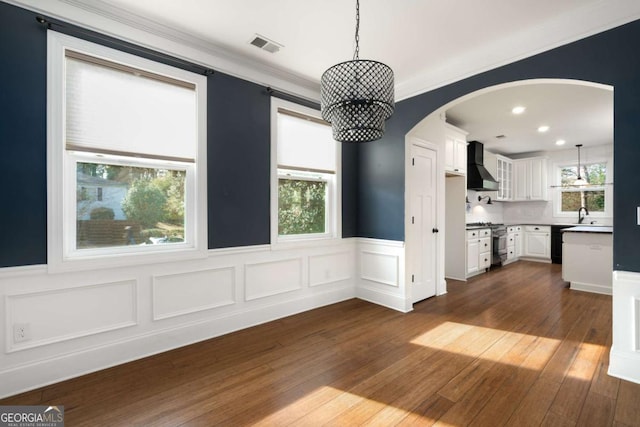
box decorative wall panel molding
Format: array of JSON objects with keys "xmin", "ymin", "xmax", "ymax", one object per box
[
  {"xmin": 153, "ymin": 267, "xmax": 236, "ymax": 320},
  {"xmin": 609, "ymin": 270, "xmax": 640, "ymax": 384},
  {"xmin": 635, "ymin": 297, "xmax": 640, "ymax": 352},
  {"xmin": 244, "ymin": 258, "xmax": 303, "ymax": 301},
  {"xmin": 5, "ymin": 280, "xmax": 137, "ymax": 352},
  {"xmin": 309, "ymin": 252, "xmax": 352, "ymax": 287},
  {"xmin": 360, "ymin": 251, "xmax": 400, "ymax": 287}
]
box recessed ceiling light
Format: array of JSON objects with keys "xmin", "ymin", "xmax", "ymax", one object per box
[
  {"xmin": 538, "ymin": 125, "xmax": 550, "ymax": 133},
  {"xmin": 511, "ymin": 106, "xmax": 526, "ymax": 115},
  {"xmin": 555, "ymin": 139, "xmax": 566, "ymax": 146}
]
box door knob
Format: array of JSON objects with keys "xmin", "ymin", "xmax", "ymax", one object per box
[{"xmin": 432, "ymin": 228, "xmax": 439, "ymax": 233}]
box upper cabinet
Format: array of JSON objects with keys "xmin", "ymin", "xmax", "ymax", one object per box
[
  {"xmin": 513, "ymin": 157, "xmax": 548, "ymax": 201},
  {"xmin": 495, "ymin": 155, "xmax": 513, "ymax": 201},
  {"xmin": 444, "ymin": 123, "xmax": 468, "ymax": 175}
]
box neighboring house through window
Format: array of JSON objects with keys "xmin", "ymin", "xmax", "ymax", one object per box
[
  {"xmin": 47, "ymin": 32, "xmax": 207, "ymax": 271},
  {"xmin": 270, "ymin": 98, "xmax": 341, "ymax": 246}
]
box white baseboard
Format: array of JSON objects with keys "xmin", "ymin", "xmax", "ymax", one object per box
[
  {"xmin": 518, "ymin": 257, "xmax": 552, "ymax": 263},
  {"xmin": 569, "ymin": 281, "xmax": 612, "ymax": 295},
  {"xmin": 609, "ymin": 348, "xmax": 640, "ymax": 385},
  {"xmin": 356, "ymin": 286, "xmax": 412, "ymax": 313}
]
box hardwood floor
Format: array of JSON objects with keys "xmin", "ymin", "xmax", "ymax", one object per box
[{"xmin": 3, "ymin": 261, "xmax": 639, "ymax": 426}]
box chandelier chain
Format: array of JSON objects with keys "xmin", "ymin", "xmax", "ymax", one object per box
[{"xmin": 353, "ymin": 0, "xmax": 360, "ymax": 60}]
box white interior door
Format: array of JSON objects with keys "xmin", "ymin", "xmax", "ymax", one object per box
[{"xmin": 409, "ymin": 144, "xmax": 437, "ymax": 303}]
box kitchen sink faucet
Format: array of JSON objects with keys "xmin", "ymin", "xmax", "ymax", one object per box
[{"xmin": 578, "ymin": 206, "xmax": 589, "ymax": 224}]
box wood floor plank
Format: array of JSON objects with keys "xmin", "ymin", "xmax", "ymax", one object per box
[
  {"xmin": 2, "ymin": 261, "xmax": 640, "ymax": 426},
  {"xmin": 505, "ymin": 378, "xmax": 562, "ymax": 427},
  {"xmin": 614, "ymin": 379, "xmax": 640, "ymax": 426},
  {"xmin": 577, "ymin": 391, "xmax": 616, "ymax": 426}
]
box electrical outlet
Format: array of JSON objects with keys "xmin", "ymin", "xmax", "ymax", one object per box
[{"xmin": 13, "ymin": 323, "xmax": 31, "ymax": 343}]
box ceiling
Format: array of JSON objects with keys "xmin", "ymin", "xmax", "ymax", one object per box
[
  {"xmin": 42, "ymin": 0, "xmax": 640, "ymax": 100},
  {"xmin": 445, "ymin": 82, "xmax": 614, "ymax": 155},
  {"xmin": 14, "ymin": 0, "xmax": 636, "ymax": 155}
]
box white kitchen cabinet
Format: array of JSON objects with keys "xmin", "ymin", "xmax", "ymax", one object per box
[
  {"xmin": 496, "ymin": 155, "xmax": 513, "ymax": 201},
  {"xmin": 514, "ymin": 231, "xmax": 523, "ymax": 258},
  {"xmin": 466, "ymin": 238, "xmax": 479, "ymax": 275},
  {"xmin": 479, "ymin": 237, "xmax": 492, "ymax": 270},
  {"xmin": 523, "ymin": 225, "xmax": 550, "ymax": 259},
  {"xmin": 466, "ymin": 228, "xmax": 491, "ymax": 277},
  {"xmin": 506, "ymin": 225, "xmax": 522, "ymax": 263},
  {"xmin": 513, "ymin": 157, "xmax": 548, "ymax": 201},
  {"xmin": 562, "ymin": 229, "xmax": 613, "ymax": 294},
  {"xmin": 444, "ymin": 123, "xmax": 467, "ymax": 175}
]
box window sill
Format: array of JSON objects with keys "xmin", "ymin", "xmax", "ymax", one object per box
[
  {"xmin": 47, "ymin": 245, "xmax": 208, "ymax": 274},
  {"xmin": 270, "ymin": 236, "xmax": 345, "ymax": 252}
]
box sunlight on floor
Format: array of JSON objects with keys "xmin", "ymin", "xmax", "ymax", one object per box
[
  {"xmin": 252, "ymin": 385, "xmax": 440, "ymax": 426},
  {"xmin": 410, "ymin": 321, "xmax": 605, "ymax": 380},
  {"xmin": 253, "ymin": 322, "xmax": 606, "ymax": 425}
]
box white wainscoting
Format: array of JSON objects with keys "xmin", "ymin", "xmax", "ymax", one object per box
[
  {"xmin": 609, "ymin": 270, "xmax": 640, "ymax": 384},
  {"xmin": 5, "ymin": 279, "xmax": 137, "ymax": 352},
  {"xmin": 152, "ymin": 267, "xmax": 236, "ymax": 320},
  {"xmin": 356, "ymin": 238, "xmax": 410, "ymax": 313},
  {"xmin": 0, "ymin": 239, "xmax": 357, "ymax": 398},
  {"xmin": 309, "ymin": 252, "xmax": 352, "ymax": 287},
  {"xmin": 245, "ymin": 258, "xmax": 303, "ymax": 300}
]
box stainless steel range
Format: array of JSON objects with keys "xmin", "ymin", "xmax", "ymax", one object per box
[{"xmin": 490, "ymin": 224, "xmax": 508, "ymax": 266}]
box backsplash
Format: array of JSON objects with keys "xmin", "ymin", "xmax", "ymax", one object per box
[
  {"xmin": 502, "ymin": 200, "xmax": 612, "ymax": 225},
  {"xmin": 466, "ymin": 190, "xmax": 504, "ymax": 224}
]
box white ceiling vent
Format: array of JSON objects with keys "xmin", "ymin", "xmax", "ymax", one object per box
[{"xmin": 249, "ymin": 34, "xmax": 283, "ymax": 53}]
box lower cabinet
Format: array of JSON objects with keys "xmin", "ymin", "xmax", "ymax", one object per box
[
  {"xmin": 467, "ymin": 238, "xmax": 479, "ymax": 275},
  {"xmin": 523, "ymin": 225, "xmax": 551, "ymax": 260},
  {"xmin": 479, "ymin": 237, "xmax": 492, "ymax": 270},
  {"xmin": 506, "ymin": 225, "xmax": 522, "ymax": 263},
  {"xmin": 466, "ymin": 228, "xmax": 491, "ymax": 278}
]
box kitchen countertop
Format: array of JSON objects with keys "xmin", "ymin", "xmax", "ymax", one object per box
[{"xmin": 562, "ymin": 226, "xmax": 613, "ymax": 233}]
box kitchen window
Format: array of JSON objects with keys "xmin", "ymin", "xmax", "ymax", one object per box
[
  {"xmin": 270, "ymin": 98, "xmax": 341, "ymax": 246},
  {"xmin": 556, "ymin": 161, "xmax": 610, "ymax": 216},
  {"xmin": 47, "ymin": 32, "xmax": 207, "ymax": 271}
]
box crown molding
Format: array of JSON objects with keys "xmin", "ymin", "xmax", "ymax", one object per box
[
  {"xmin": 5, "ymin": 0, "xmax": 640, "ymax": 103},
  {"xmin": 395, "ymin": 0, "xmax": 640, "ymax": 100},
  {"xmin": 4, "ymin": 0, "xmax": 321, "ymax": 102}
]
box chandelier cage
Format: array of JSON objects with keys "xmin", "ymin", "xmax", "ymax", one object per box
[{"xmin": 320, "ymin": 0, "xmax": 395, "ymax": 143}]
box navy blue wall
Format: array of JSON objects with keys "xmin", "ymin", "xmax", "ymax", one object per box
[
  {"xmin": 0, "ymin": 1, "xmax": 357, "ymax": 267},
  {"xmin": 358, "ymin": 19, "xmax": 640, "ymax": 273},
  {"xmin": 206, "ymin": 74, "xmax": 271, "ymax": 248},
  {"xmin": 0, "ymin": 4, "xmax": 47, "ymax": 267}
]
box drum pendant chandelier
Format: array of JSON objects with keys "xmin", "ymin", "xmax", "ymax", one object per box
[{"xmin": 320, "ymin": 0, "xmax": 395, "ymax": 143}]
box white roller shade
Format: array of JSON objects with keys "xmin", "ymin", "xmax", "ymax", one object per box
[
  {"xmin": 65, "ymin": 52, "xmax": 197, "ymax": 162},
  {"xmin": 277, "ymin": 109, "xmax": 336, "ymax": 174}
]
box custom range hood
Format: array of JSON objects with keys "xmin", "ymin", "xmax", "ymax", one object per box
[{"xmin": 467, "ymin": 141, "xmax": 499, "ymax": 191}]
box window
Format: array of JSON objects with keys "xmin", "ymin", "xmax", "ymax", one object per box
[
  {"xmin": 47, "ymin": 32, "xmax": 207, "ymax": 271},
  {"xmin": 271, "ymin": 98, "xmax": 340, "ymax": 245},
  {"xmin": 557, "ymin": 161, "xmax": 609, "ymax": 215}
]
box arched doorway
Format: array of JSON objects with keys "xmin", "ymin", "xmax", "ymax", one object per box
[{"xmin": 404, "ymin": 78, "xmax": 613, "ymax": 305}]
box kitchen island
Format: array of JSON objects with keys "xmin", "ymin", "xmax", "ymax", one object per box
[{"xmin": 562, "ymin": 226, "xmax": 613, "ymax": 294}]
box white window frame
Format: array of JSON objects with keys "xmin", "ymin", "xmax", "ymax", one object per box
[
  {"xmin": 270, "ymin": 98, "xmax": 341, "ymax": 248},
  {"xmin": 47, "ymin": 32, "xmax": 207, "ymax": 272},
  {"xmin": 553, "ymin": 158, "xmax": 611, "ymax": 219}
]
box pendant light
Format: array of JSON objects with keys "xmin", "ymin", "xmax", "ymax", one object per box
[
  {"xmin": 574, "ymin": 144, "xmax": 588, "ymax": 186},
  {"xmin": 320, "ymin": 0, "xmax": 395, "ymax": 143}
]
